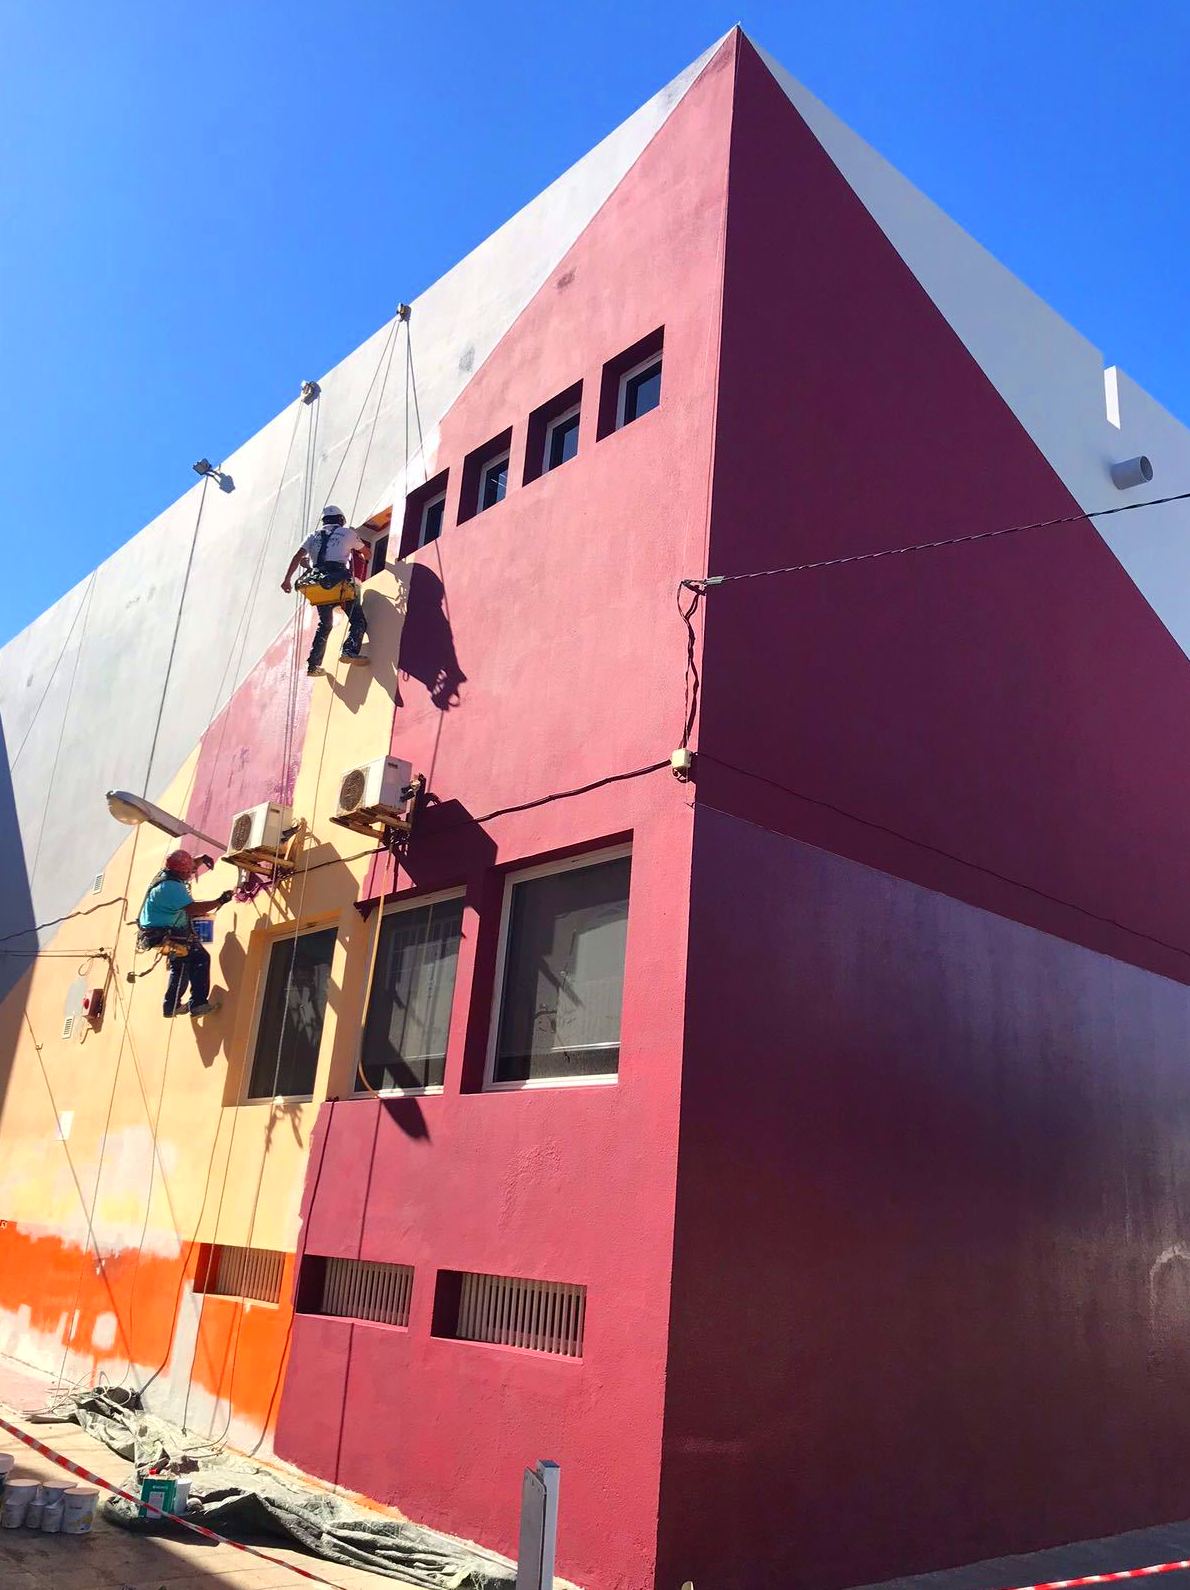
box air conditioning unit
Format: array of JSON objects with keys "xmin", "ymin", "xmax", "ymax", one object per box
[
  {"xmin": 331, "ymin": 756, "xmax": 418, "ymax": 835},
  {"xmin": 223, "ymin": 802, "xmax": 291, "ymax": 866}
]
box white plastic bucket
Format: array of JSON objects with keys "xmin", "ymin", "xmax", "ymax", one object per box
[
  {"xmin": 1, "ymin": 1478, "xmax": 37, "ymax": 1528},
  {"xmin": 62, "ymin": 1485, "xmax": 98, "ymax": 1534},
  {"xmin": 40, "ymin": 1500, "xmax": 64, "ymax": 1534}
]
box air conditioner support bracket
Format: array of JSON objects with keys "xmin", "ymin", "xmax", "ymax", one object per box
[
  {"xmin": 224, "ymin": 819, "xmax": 307, "ymax": 880},
  {"xmin": 328, "ymin": 807, "xmax": 414, "ymax": 840}
]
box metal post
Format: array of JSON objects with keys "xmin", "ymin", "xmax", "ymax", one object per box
[{"xmin": 516, "ymin": 1459, "xmax": 560, "ymax": 1590}]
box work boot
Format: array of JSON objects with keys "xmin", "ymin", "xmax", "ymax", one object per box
[
  {"xmin": 340, "ymin": 649, "xmax": 369, "ymax": 667},
  {"xmin": 188, "ymin": 997, "xmax": 222, "ymax": 1018},
  {"xmin": 307, "ymin": 663, "xmax": 325, "ymax": 678}
]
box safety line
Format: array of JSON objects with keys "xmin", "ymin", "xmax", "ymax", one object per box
[
  {"xmin": 683, "ymin": 487, "xmax": 1190, "ymax": 590},
  {"xmin": 997, "ymin": 1560, "xmax": 1190, "ymax": 1590},
  {"xmin": 0, "ymin": 1413, "xmax": 345, "ymax": 1587}
]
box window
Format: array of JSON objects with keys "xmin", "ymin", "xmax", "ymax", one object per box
[
  {"xmin": 196, "ymin": 1245, "xmax": 285, "ymax": 1305},
  {"xmin": 400, "ymin": 470, "xmax": 449, "ymax": 557},
  {"xmin": 459, "ymin": 429, "xmax": 513, "ymax": 524},
  {"xmin": 358, "ymin": 894, "xmax": 464, "ymax": 1093},
  {"xmin": 418, "ymin": 492, "xmax": 445, "ymax": 548},
  {"xmin": 618, "ymin": 354, "xmax": 662, "ymax": 427},
  {"xmin": 478, "ymin": 453, "xmax": 509, "ymax": 513},
  {"xmin": 598, "ymin": 328, "xmax": 664, "ymax": 438},
  {"xmin": 524, "ymin": 381, "xmax": 583, "ymax": 484},
  {"xmin": 434, "ymin": 1270, "xmax": 586, "ymax": 1357},
  {"xmin": 490, "ymin": 851, "xmax": 631, "ymax": 1086},
  {"xmin": 543, "ymin": 406, "xmax": 580, "ymax": 472},
  {"xmin": 247, "ymin": 927, "xmax": 336, "ymax": 1099},
  {"xmin": 301, "ymin": 1257, "xmax": 414, "ymax": 1327}
]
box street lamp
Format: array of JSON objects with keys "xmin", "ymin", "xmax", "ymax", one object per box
[{"xmin": 105, "ymin": 790, "xmax": 226, "ymax": 851}]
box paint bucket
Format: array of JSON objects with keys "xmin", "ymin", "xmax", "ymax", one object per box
[
  {"xmin": 24, "ymin": 1495, "xmax": 44, "ymax": 1530},
  {"xmin": 39, "ymin": 1480, "xmax": 69, "ymax": 1533},
  {"xmin": 62, "ymin": 1485, "xmax": 97, "ymax": 1534},
  {"xmin": 1, "ymin": 1478, "xmax": 37, "ymax": 1528},
  {"xmin": 0, "ymin": 1453, "xmax": 13, "ymax": 1490}
]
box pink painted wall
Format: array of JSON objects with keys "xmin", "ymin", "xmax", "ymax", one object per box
[
  {"xmin": 660, "ymin": 808, "xmax": 1190, "ymax": 1589},
  {"xmin": 185, "ymin": 622, "xmax": 311, "ymax": 843},
  {"xmin": 656, "ymin": 40, "xmax": 1190, "ymax": 1589},
  {"xmin": 275, "ymin": 38, "xmax": 738, "ymax": 1590}
]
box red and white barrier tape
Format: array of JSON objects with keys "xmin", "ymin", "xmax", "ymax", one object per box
[
  {"xmin": 0, "ymin": 1413, "xmax": 343, "ymax": 1586},
  {"xmin": 1003, "ymin": 1568, "xmax": 1190, "ymax": 1590}
]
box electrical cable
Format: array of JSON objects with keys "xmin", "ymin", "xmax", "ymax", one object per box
[{"xmin": 683, "ymin": 487, "xmax": 1190, "ymax": 591}]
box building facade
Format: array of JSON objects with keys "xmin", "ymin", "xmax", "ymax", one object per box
[{"xmin": 4, "ymin": 29, "xmax": 1190, "ymax": 1590}]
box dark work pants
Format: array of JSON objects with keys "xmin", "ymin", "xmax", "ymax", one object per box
[
  {"xmin": 164, "ymin": 939, "xmax": 211, "ymax": 1016},
  {"xmin": 307, "ymin": 563, "xmax": 367, "ymax": 668}
]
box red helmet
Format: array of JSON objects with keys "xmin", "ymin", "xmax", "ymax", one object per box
[{"xmin": 165, "ymin": 850, "xmax": 196, "ymax": 877}]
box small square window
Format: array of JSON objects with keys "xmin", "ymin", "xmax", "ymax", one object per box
[
  {"xmin": 478, "ymin": 454, "xmax": 509, "ymax": 514},
  {"xmin": 419, "ymin": 492, "xmax": 445, "ymax": 548},
  {"xmin": 598, "ymin": 329, "xmax": 664, "ymax": 439},
  {"xmin": 489, "ymin": 850, "xmax": 631, "ymax": 1087},
  {"xmin": 524, "ymin": 381, "xmax": 583, "ymax": 486},
  {"xmin": 544, "ymin": 406, "xmax": 580, "ymax": 472},
  {"xmin": 247, "ymin": 927, "xmax": 336, "ymax": 1100},
  {"xmin": 400, "ymin": 471, "xmax": 449, "ymax": 557},
  {"xmin": 358, "ymin": 894, "xmax": 464, "ymax": 1093},
  {"xmin": 618, "ymin": 356, "xmax": 662, "ymax": 427},
  {"xmin": 459, "ymin": 429, "xmax": 514, "ymax": 524}
]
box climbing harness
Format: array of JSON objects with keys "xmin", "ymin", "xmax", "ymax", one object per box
[{"xmin": 295, "ymin": 527, "xmax": 361, "ymax": 606}]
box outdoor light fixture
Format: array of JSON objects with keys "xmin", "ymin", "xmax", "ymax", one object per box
[
  {"xmin": 1110, "ymin": 455, "xmax": 1154, "ymax": 490},
  {"xmin": 192, "ymin": 458, "xmax": 234, "ymax": 492},
  {"xmin": 105, "ymin": 790, "xmax": 226, "ymax": 850},
  {"xmin": 300, "ymin": 380, "xmax": 320, "ymax": 405}
]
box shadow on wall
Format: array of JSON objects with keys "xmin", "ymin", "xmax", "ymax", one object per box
[
  {"xmin": 396, "ymin": 563, "xmax": 467, "ymax": 711},
  {"xmin": 0, "ymin": 712, "xmax": 40, "ymax": 1014}
]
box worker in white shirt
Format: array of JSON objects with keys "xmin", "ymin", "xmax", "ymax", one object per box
[{"xmin": 281, "ymin": 504, "xmax": 377, "ymax": 676}]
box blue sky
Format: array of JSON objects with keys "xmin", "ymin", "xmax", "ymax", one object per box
[{"xmin": 2, "ymin": 0, "xmax": 1187, "ymax": 644}]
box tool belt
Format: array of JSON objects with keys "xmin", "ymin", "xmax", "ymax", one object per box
[
  {"xmin": 297, "ymin": 554, "xmax": 357, "ymax": 607},
  {"xmin": 136, "ymin": 927, "xmax": 194, "ymax": 958}
]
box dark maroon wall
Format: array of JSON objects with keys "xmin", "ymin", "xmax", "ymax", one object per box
[
  {"xmin": 659, "ymin": 807, "xmax": 1190, "ymax": 1590},
  {"xmin": 695, "ymin": 39, "xmax": 1190, "ymax": 986},
  {"xmin": 657, "ymin": 39, "xmax": 1190, "ymax": 1589}
]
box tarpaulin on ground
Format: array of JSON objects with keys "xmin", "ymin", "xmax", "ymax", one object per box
[{"xmin": 29, "ymin": 1387, "xmax": 517, "ymax": 1588}]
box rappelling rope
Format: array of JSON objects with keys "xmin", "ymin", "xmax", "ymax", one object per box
[{"xmin": 203, "ymin": 311, "xmax": 406, "ymax": 1446}]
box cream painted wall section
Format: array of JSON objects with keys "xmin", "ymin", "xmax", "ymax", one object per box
[
  {"xmin": 759, "ymin": 45, "xmax": 1190, "ymax": 667},
  {"xmin": 0, "ymin": 562, "xmax": 411, "ymax": 1406}
]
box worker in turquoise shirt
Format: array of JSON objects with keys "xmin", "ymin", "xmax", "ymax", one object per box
[{"xmin": 137, "ymin": 850, "xmax": 233, "ymax": 1018}]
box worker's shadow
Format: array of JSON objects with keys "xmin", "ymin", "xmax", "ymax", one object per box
[
  {"xmin": 395, "ymin": 564, "xmax": 466, "ymax": 711},
  {"xmin": 192, "ymin": 930, "xmax": 248, "ymax": 1070}
]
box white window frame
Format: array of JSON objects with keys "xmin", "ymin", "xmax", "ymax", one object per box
[
  {"xmin": 484, "ymin": 844, "xmax": 631, "ymax": 1093},
  {"xmin": 416, "ymin": 491, "xmax": 446, "ymax": 550},
  {"xmin": 477, "ymin": 453, "xmax": 511, "ymax": 515},
  {"xmin": 616, "ymin": 352, "xmax": 663, "ymax": 429},
  {"xmin": 542, "ymin": 404, "xmax": 581, "ymax": 474},
  {"xmin": 242, "ymin": 922, "xmax": 338, "ymax": 1104},
  {"xmin": 356, "ymin": 886, "xmax": 465, "ymax": 1098}
]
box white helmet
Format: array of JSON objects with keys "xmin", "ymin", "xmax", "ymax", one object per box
[{"xmin": 321, "ymin": 504, "xmax": 346, "ymax": 525}]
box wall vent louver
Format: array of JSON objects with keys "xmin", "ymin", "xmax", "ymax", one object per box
[
  {"xmin": 197, "ymin": 1245, "xmax": 285, "ymax": 1305},
  {"xmin": 319, "ymin": 1258, "xmax": 413, "ymax": 1326},
  {"xmin": 455, "ymin": 1271, "xmax": 586, "ymax": 1357}
]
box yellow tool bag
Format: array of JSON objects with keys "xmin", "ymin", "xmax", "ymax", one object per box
[{"xmin": 297, "ymin": 576, "xmax": 357, "ymax": 607}]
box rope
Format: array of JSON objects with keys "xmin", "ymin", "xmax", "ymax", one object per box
[
  {"xmin": 11, "ymin": 571, "xmax": 97, "ymax": 770},
  {"xmin": 25, "ymin": 575, "xmax": 97, "ymax": 884}
]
